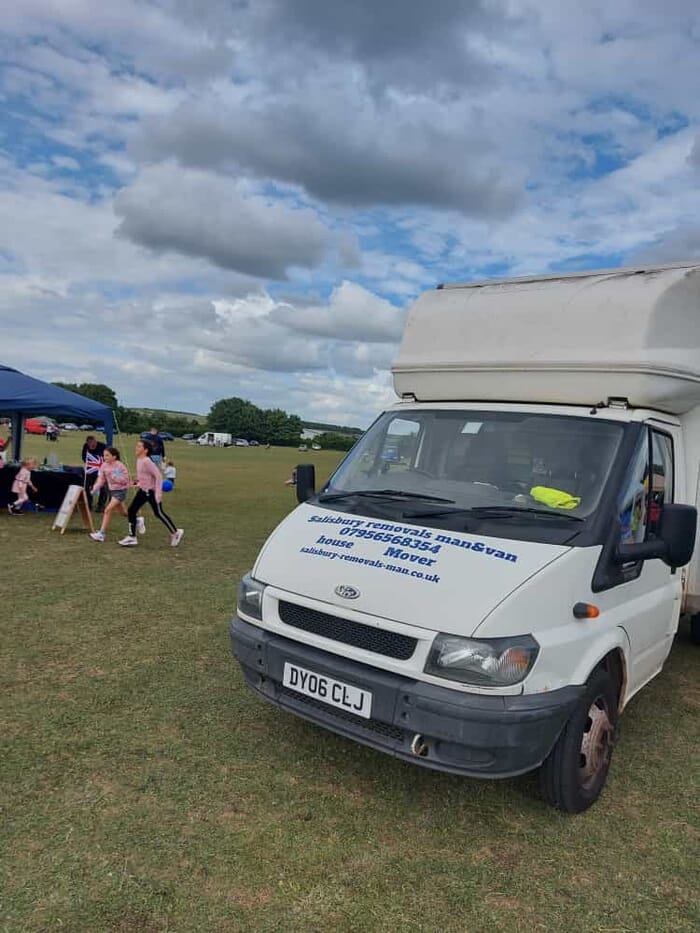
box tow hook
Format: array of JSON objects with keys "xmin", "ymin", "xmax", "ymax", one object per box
[{"xmin": 410, "ymin": 734, "xmax": 430, "ymax": 758}]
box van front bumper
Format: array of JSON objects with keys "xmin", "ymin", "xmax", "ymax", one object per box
[{"xmin": 230, "ymin": 616, "xmax": 583, "ymax": 779}]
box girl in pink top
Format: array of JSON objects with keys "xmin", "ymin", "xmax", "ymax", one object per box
[
  {"xmin": 89, "ymin": 447, "xmax": 131, "ymax": 542},
  {"xmin": 119, "ymin": 438, "xmax": 183, "ymax": 547},
  {"xmin": 8, "ymin": 458, "xmax": 38, "ymax": 513}
]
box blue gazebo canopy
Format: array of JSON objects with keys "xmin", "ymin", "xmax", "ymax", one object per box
[{"xmin": 0, "ymin": 364, "xmax": 114, "ymax": 460}]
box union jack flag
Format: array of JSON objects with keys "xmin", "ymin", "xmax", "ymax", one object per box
[{"xmin": 84, "ymin": 451, "xmax": 103, "ymax": 474}]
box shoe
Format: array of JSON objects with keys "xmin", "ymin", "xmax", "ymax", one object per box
[
  {"xmin": 7, "ymin": 504, "xmax": 14, "ymax": 515},
  {"xmin": 90, "ymin": 531, "xmax": 105, "ymax": 542},
  {"xmin": 136, "ymin": 516, "xmax": 146, "ymax": 535},
  {"xmin": 170, "ymin": 528, "xmax": 184, "ymax": 547},
  {"xmin": 118, "ymin": 536, "xmax": 138, "ymax": 547}
]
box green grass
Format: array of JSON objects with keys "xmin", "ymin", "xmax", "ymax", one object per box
[{"xmin": 2, "ymin": 434, "xmax": 699, "ymax": 932}]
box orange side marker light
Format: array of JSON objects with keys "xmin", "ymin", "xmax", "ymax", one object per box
[{"xmin": 573, "ymin": 602, "xmax": 600, "ymax": 619}]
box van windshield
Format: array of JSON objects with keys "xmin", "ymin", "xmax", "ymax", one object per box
[{"xmin": 323, "ymin": 409, "xmax": 625, "ymax": 523}]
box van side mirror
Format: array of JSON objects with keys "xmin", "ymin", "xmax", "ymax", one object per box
[
  {"xmin": 295, "ymin": 463, "xmax": 316, "ymax": 503},
  {"xmin": 615, "ymin": 503, "xmax": 697, "ymax": 568},
  {"xmin": 658, "ymin": 503, "xmax": 697, "ymax": 568}
]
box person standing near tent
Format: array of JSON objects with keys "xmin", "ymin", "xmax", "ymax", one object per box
[
  {"xmin": 81, "ymin": 435, "xmax": 108, "ymax": 513},
  {"xmin": 119, "ymin": 438, "xmax": 183, "ymax": 547}
]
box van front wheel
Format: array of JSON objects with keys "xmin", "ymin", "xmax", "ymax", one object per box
[{"xmin": 539, "ymin": 668, "xmax": 617, "ymax": 813}]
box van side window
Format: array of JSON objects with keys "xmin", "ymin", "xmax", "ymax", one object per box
[
  {"xmin": 648, "ymin": 431, "xmax": 674, "ymax": 537},
  {"xmin": 617, "ymin": 429, "xmax": 674, "ymax": 548},
  {"xmin": 618, "ymin": 431, "xmax": 650, "ymax": 546}
]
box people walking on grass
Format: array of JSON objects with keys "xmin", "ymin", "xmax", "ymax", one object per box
[
  {"xmin": 119, "ymin": 438, "xmax": 183, "ymax": 548},
  {"xmin": 89, "ymin": 447, "xmax": 131, "ymax": 542},
  {"xmin": 8, "ymin": 458, "xmax": 38, "ymax": 513}
]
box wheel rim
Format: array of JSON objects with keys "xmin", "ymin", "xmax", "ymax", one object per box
[{"xmin": 579, "ymin": 695, "xmax": 613, "ymax": 790}]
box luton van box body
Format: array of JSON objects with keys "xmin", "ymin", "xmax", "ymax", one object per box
[{"xmin": 231, "ymin": 263, "xmax": 700, "ymax": 812}]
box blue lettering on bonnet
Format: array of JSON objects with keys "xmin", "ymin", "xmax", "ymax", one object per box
[
  {"xmin": 434, "ymin": 534, "xmax": 518, "ymax": 563},
  {"xmin": 306, "ymin": 512, "xmax": 519, "ymax": 565}
]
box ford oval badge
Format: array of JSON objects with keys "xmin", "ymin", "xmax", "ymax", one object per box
[{"xmin": 335, "ymin": 584, "xmax": 360, "ymax": 600}]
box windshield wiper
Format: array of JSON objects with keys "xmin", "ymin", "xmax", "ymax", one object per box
[
  {"xmin": 318, "ymin": 489, "xmax": 455, "ymax": 504},
  {"xmin": 467, "ymin": 506, "xmax": 585, "ymax": 522},
  {"xmin": 402, "ymin": 506, "xmax": 473, "ymax": 518}
]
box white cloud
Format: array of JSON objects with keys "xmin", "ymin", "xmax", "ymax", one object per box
[
  {"xmin": 114, "ymin": 163, "xmax": 334, "ymax": 278},
  {"xmin": 1, "ymin": 0, "xmax": 700, "ymax": 425}
]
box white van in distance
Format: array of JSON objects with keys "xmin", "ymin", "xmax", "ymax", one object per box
[
  {"xmin": 231, "ymin": 263, "xmax": 700, "ymax": 812},
  {"xmin": 197, "ymin": 432, "xmax": 232, "ymax": 447}
]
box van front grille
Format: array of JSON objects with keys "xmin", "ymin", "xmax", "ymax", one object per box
[{"xmin": 278, "ymin": 601, "xmax": 417, "ymax": 660}]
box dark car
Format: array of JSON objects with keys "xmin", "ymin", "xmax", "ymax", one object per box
[{"xmin": 140, "ymin": 431, "xmax": 174, "ymax": 442}]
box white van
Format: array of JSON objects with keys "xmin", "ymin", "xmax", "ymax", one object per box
[
  {"xmin": 197, "ymin": 432, "xmax": 232, "ymax": 447},
  {"xmin": 231, "ymin": 263, "xmax": 700, "ymax": 812}
]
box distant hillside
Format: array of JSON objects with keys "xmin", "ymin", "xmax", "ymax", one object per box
[
  {"xmin": 303, "ymin": 420, "xmax": 364, "ymax": 436},
  {"xmin": 134, "ymin": 408, "xmax": 207, "ymax": 424}
]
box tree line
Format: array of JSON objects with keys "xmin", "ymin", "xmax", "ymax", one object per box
[{"xmin": 51, "ymin": 383, "xmax": 358, "ymax": 449}]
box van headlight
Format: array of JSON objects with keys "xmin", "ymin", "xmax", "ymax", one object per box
[
  {"xmin": 425, "ymin": 634, "xmax": 539, "ymax": 686},
  {"xmin": 237, "ymin": 573, "xmax": 266, "ymax": 621}
]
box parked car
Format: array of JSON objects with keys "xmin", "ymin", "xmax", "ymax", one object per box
[
  {"xmin": 79, "ymin": 424, "xmax": 94, "ymax": 431},
  {"xmin": 25, "ymin": 418, "xmax": 49, "ymax": 434},
  {"xmin": 140, "ymin": 431, "xmax": 174, "ymax": 441},
  {"xmin": 60, "ymin": 422, "xmax": 80, "ymax": 431},
  {"xmin": 248, "ymin": 439, "xmax": 260, "ymax": 446},
  {"xmin": 234, "ymin": 438, "xmax": 249, "ymax": 447},
  {"xmin": 182, "ymin": 433, "xmax": 195, "ymax": 440}
]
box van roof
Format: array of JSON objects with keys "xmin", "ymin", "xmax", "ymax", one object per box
[
  {"xmin": 393, "ymin": 262, "xmax": 700, "ymax": 414},
  {"xmin": 436, "ymin": 259, "xmax": 700, "ymax": 291}
]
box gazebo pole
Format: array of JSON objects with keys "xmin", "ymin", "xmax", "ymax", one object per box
[{"xmin": 10, "ymin": 412, "xmax": 23, "ymax": 462}]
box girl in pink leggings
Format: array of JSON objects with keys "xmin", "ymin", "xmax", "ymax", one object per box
[{"xmin": 119, "ymin": 439, "xmax": 183, "ymax": 547}]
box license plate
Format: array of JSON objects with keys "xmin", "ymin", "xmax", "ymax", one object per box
[{"xmin": 282, "ymin": 662, "xmax": 372, "ymax": 719}]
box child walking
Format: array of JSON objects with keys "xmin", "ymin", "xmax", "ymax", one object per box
[
  {"xmin": 89, "ymin": 447, "xmax": 132, "ymax": 542},
  {"xmin": 119, "ymin": 439, "xmax": 183, "ymax": 547},
  {"xmin": 8, "ymin": 458, "xmax": 38, "ymax": 513}
]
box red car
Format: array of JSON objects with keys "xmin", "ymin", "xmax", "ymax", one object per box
[{"xmin": 25, "ymin": 418, "xmax": 50, "ymax": 434}]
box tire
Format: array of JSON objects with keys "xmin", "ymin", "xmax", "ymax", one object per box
[
  {"xmin": 690, "ymin": 614, "xmax": 700, "ymax": 646},
  {"xmin": 539, "ymin": 667, "xmax": 617, "ymax": 813}
]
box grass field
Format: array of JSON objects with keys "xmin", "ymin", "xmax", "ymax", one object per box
[{"xmin": 2, "ymin": 434, "xmax": 699, "ymax": 932}]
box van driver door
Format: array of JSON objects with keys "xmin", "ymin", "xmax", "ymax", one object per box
[{"xmin": 613, "ymin": 425, "xmax": 681, "ymax": 696}]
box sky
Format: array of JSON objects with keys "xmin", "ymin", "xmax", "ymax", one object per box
[{"xmin": 1, "ymin": 0, "xmax": 699, "ymax": 427}]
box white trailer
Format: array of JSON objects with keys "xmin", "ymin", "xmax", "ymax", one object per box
[
  {"xmin": 231, "ymin": 262, "xmax": 700, "ymax": 812},
  {"xmin": 197, "ymin": 432, "xmax": 232, "ymax": 447}
]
